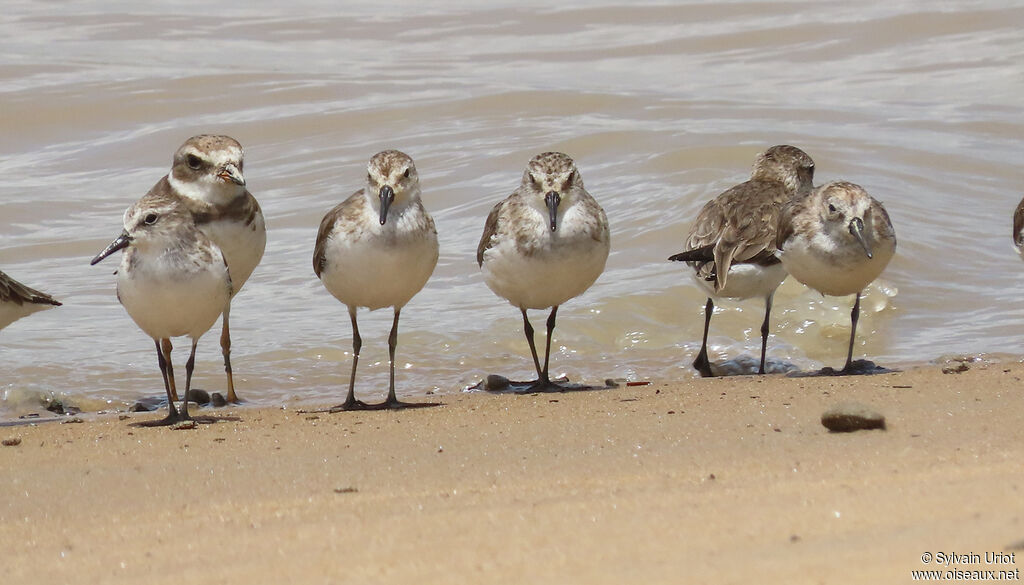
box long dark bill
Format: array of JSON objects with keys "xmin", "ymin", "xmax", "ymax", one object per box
[
  {"xmin": 848, "ymin": 217, "xmax": 873, "ymax": 259},
  {"xmin": 545, "ymin": 191, "xmax": 560, "ymax": 232},
  {"xmin": 379, "ymin": 185, "xmax": 395, "ymax": 226},
  {"xmin": 90, "ymin": 232, "xmax": 131, "ymax": 265}
]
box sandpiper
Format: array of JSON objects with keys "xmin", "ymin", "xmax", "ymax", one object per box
[
  {"xmin": 777, "ymin": 180, "xmax": 896, "ymax": 372},
  {"xmin": 1014, "ymin": 195, "xmax": 1024, "ymax": 260},
  {"xmin": 477, "ymin": 152, "xmax": 610, "ymax": 392},
  {"xmin": 0, "ymin": 270, "xmax": 61, "ymax": 331},
  {"xmin": 91, "ymin": 194, "xmax": 232, "ymax": 425},
  {"xmin": 669, "ymin": 145, "xmax": 815, "ymax": 377},
  {"xmin": 313, "ymin": 150, "xmax": 439, "ymax": 410},
  {"xmin": 137, "ymin": 135, "xmax": 265, "ymax": 404}
]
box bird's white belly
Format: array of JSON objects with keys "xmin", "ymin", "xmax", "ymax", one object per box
[
  {"xmin": 320, "ymin": 234, "xmax": 438, "ymax": 311},
  {"xmin": 781, "ymin": 236, "xmax": 894, "ymax": 297},
  {"xmin": 117, "ymin": 261, "xmax": 229, "ymax": 340},
  {"xmin": 482, "ymin": 238, "xmax": 609, "ymax": 310},
  {"xmin": 690, "ymin": 262, "xmax": 787, "ymax": 300}
]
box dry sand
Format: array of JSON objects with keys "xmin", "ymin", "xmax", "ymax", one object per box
[{"xmin": 2, "ymin": 362, "xmax": 1024, "ymax": 584}]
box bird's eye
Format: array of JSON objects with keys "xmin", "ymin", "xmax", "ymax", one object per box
[
  {"xmin": 186, "ymin": 154, "xmax": 202, "ymax": 170},
  {"xmin": 403, "ymin": 168, "xmax": 410, "ymax": 179},
  {"xmin": 144, "ymin": 213, "xmax": 158, "ymax": 225},
  {"xmin": 827, "ymin": 203, "xmax": 837, "ymax": 213}
]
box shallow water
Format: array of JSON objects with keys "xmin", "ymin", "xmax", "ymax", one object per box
[{"xmin": 2, "ymin": 1, "xmax": 1023, "ymax": 418}]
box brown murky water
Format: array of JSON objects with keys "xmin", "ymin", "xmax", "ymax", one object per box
[{"xmin": 2, "ymin": 1, "xmax": 1023, "ymax": 417}]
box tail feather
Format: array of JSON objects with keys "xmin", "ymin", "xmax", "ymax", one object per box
[{"xmin": 668, "ymin": 244, "xmax": 715, "ymax": 263}]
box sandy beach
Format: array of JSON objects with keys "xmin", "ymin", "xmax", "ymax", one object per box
[{"xmin": 3, "ymin": 362, "xmax": 1023, "ymax": 584}]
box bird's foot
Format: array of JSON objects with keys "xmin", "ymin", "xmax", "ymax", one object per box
[{"xmin": 135, "ymin": 410, "xmax": 192, "ymax": 428}]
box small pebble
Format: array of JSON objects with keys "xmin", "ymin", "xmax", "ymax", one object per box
[
  {"xmin": 483, "ymin": 374, "xmax": 510, "ymax": 392},
  {"xmin": 171, "ymin": 420, "xmax": 197, "ymax": 431},
  {"xmin": 210, "ymin": 393, "xmax": 228, "ymax": 408},
  {"xmin": 186, "ymin": 389, "xmax": 211, "ymax": 405},
  {"xmin": 130, "ymin": 397, "xmax": 163, "ymax": 412},
  {"xmin": 942, "ymin": 363, "xmax": 969, "ymax": 374},
  {"xmin": 61, "ymin": 417, "xmax": 84, "ymax": 424},
  {"xmin": 334, "ymin": 487, "xmax": 358, "ymax": 494},
  {"xmin": 821, "ymin": 402, "xmax": 886, "ymax": 432},
  {"xmin": 2, "ymin": 438, "xmax": 22, "ymax": 447}
]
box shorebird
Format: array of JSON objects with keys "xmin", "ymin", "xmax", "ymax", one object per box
[
  {"xmin": 477, "ymin": 152, "xmax": 610, "ymax": 392},
  {"xmin": 777, "ymin": 180, "xmax": 896, "ymax": 372},
  {"xmin": 92, "ymin": 194, "xmax": 232, "ymax": 425},
  {"xmin": 669, "ymin": 145, "xmax": 815, "ymax": 377},
  {"xmin": 313, "ymin": 150, "xmax": 439, "ymax": 410},
  {"xmin": 136, "ymin": 135, "xmax": 265, "ymax": 404},
  {"xmin": 0, "ymin": 270, "xmax": 61, "ymax": 331},
  {"xmin": 1014, "ymin": 195, "xmax": 1024, "ymax": 260}
]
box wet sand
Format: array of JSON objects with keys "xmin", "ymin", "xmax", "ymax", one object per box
[{"xmin": 3, "ymin": 362, "xmax": 1023, "ymax": 584}]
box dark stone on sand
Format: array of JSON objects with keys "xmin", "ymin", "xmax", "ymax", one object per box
[
  {"xmin": 130, "ymin": 397, "xmax": 163, "ymax": 412},
  {"xmin": 484, "ymin": 374, "xmax": 510, "ymax": 392},
  {"xmin": 821, "ymin": 402, "xmax": 886, "ymax": 432},
  {"xmin": 186, "ymin": 389, "xmax": 211, "ymax": 405},
  {"xmin": 942, "ymin": 363, "xmax": 969, "ymax": 374},
  {"xmin": 210, "ymin": 393, "xmax": 228, "ymax": 408},
  {"xmin": 44, "ymin": 398, "xmax": 80, "ymax": 415},
  {"xmin": 2, "ymin": 437, "xmax": 22, "ymax": 447}
]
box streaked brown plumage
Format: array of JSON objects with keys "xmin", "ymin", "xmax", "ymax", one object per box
[{"xmin": 669, "ymin": 145, "xmax": 815, "ymax": 377}]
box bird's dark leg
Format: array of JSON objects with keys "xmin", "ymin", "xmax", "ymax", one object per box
[
  {"xmin": 330, "ymin": 306, "xmax": 371, "ymax": 411},
  {"xmin": 843, "ymin": 293, "xmax": 861, "ymax": 372},
  {"xmin": 221, "ymin": 304, "xmax": 239, "ymax": 404},
  {"xmin": 155, "ymin": 339, "xmax": 180, "ymax": 422},
  {"xmin": 521, "ymin": 308, "xmax": 543, "ymax": 380},
  {"xmin": 540, "ymin": 306, "xmax": 558, "ymax": 385},
  {"xmin": 693, "ymin": 298, "xmax": 715, "ymax": 377},
  {"xmin": 181, "ymin": 339, "xmax": 198, "ymax": 421},
  {"xmin": 160, "ymin": 338, "xmax": 178, "ymax": 402},
  {"xmin": 379, "ymin": 308, "xmax": 403, "ymax": 408},
  {"xmin": 758, "ymin": 292, "xmax": 774, "ymax": 375}
]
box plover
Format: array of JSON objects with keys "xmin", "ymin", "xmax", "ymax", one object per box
[
  {"xmin": 313, "ymin": 150, "xmax": 439, "ymax": 410},
  {"xmin": 777, "ymin": 180, "xmax": 896, "ymax": 372},
  {"xmin": 91, "ymin": 194, "xmax": 232, "ymax": 425},
  {"xmin": 138, "ymin": 135, "xmax": 265, "ymax": 404},
  {"xmin": 477, "ymin": 152, "xmax": 610, "ymax": 392},
  {"xmin": 669, "ymin": 145, "xmax": 815, "ymax": 377},
  {"xmin": 0, "ymin": 270, "xmax": 61, "ymax": 331},
  {"xmin": 1014, "ymin": 195, "xmax": 1024, "ymax": 260}
]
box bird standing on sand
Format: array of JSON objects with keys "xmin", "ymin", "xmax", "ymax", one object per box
[
  {"xmin": 477, "ymin": 152, "xmax": 610, "ymax": 392},
  {"xmin": 92, "ymin": 195, "xmax": 232, "ymax": 425},
  {"xmin": 314, "ymin": 150, "xmax": 439, "ymax": 410},
  {"xmin": 669, "ymin": 145, "xmax": 815, "ymax": 377},
  {"xmin": 777, "ymin": 181, "xmax": 896, "ymax": 372},
  {"xmin": 0, "ymin": 270, "xmax": 61, "ymax": 331},
  {"xmin": 134, "ymin": 135, "xmax": 265, "ymax": 404}
]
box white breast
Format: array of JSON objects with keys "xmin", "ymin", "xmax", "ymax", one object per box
[
  {"xmin": 198, "ymin": 213, "xmax": 266, "ymax": 294},
  {"xmin": 117, "ymin": 253, "xmax": 230, "ymax": 340},
  {"xmin": 482, "ymin": 204, "xmax": 610, "ymax": 310},
  {"xmin": 319, "ymin": 205, "xmax": 438, "ymax": 311}
]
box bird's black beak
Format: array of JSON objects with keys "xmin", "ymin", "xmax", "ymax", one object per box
[
  {"xmin": 91, "ymin": 231, "xmax": 131, "ymax": 265},
  {"xmin": 217, "ymin": 162, "xmax": 245, "ymax": 186},
  {"xmin": 378, "ymin": 185, "xmax": 395, "ymax": 225},
  {"xmin": 849, "ymin": 217, "xmax": 872, "ymax": 259},
  {"xmin": 545, "ymin": 191, "xmax": 561, "ymax": 232}
]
